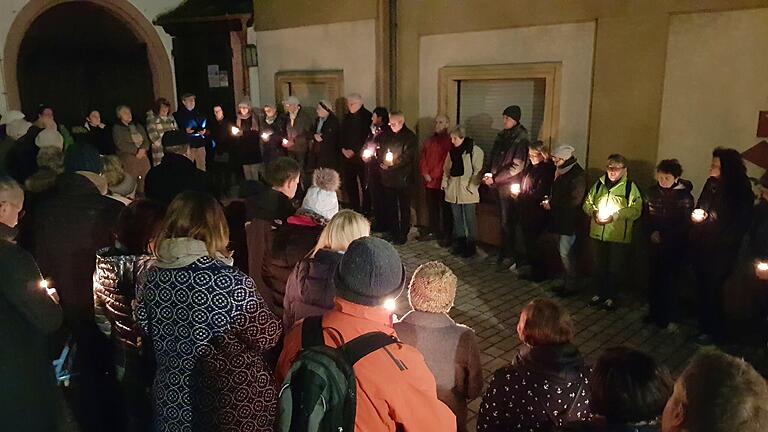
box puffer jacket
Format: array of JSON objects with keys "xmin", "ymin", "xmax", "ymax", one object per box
[
  {"xmin": 484, "ymin": 124, "xmax": 530, "ymax": 197},
  {"xmin": 442, "ymin": 140, "xmax": 484, "ymax": 204},
  {"xmin": 93, "ymin": 247, "xmax": 151, "ymax": 352},
  {"xmin": 548, "ymin": 159, "xmax": 587, "ymax": 235},
  {"xmin": 583, "ymin": 174, "xmax": 643, "ymax": 244},
  {"xmin": 282, "ymin": 248, "xmax": 342, "ymax": 331},
  {"xmin": 644, "ymin": 181, "xmax": 694, "ymax": 250},
  {"xmin": 477, "ymin": 343, "xmax": 591, "ymax": 432}
]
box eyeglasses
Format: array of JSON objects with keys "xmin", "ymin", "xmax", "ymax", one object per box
[{"xmin": 606, "ymin": 165, "xmax": 625, "ymax": 172}]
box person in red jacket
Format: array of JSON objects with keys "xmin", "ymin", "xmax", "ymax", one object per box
[{"xmin": 418, "ymin": 114, "xmax": 453, "ymax": 244}]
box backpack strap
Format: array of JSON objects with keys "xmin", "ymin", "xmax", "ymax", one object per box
[
  {"xmin": 301, "ymin": 315, "xmax": 325, "ymax": 349},
  {"xmin": 342, "ymin": 332, "xmax": 399, "ymax": 367}
]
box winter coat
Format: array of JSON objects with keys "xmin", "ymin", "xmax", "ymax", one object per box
[
  {"xmin": 173, "ymin": 107, "xmax": 208, "ymax": 149},
  {"xmin": 0, "ymin": 136, "xmax": 14, "ymax": 177},
  {"xmin": 28, "ymin": 172, "xmax": 124, "ymax": 328},
  {"xmin": 113, "ymin": 122, "xmax": 151, "ymax": 179},
  {"xmin": 258, "ymin": 115, "xmax": 288, "ymax": 165},
  {"xmin": 583, "ymin": 174, "xmax": 643, "ymax": 244},
  {"xmin": 519, "ymin": 160, "xmax": 556, "ymax": 232},
  {"xmin": 420, "ymin": 132, "xmax": 453, "ymax": 189},
  {"xmin": 0, "ymin": 223, "xmax": 63, "ymax": 432},
  {"xmin": 548, "ymin": 159, "xmax": 587, "ymax": 235},
  {"xmin": 690, "ymin": 176, "xmax": 753, "ymax": 254},
  {"xmin": 209, "ymin": 117, "xmax": 232, "ymax": 160},
  {"xmin": 144, "ymin": 152, "xmax": 213, "ymax": 207},
  {"xmin": 136, "ymin": 244, "xmax": 282, "ymax": 432},
  {"xmin": 93, "ymin": 247, "xmax": 152, "ymax": 371},
  {"xmin": 341, "ymin": 106, "xmax": 373, "ymax": 158},
  {"xmin": 377, "ymin": 125, "xmax": 419, "ymax": 189},
  {"xmin": 234, "ymin": 115, "xmax": 262, "ymax": 165},
  {"xmin": 6, "ymin": 126, "xmax": 43, "ymax": 183},
  {"xmin": 308, "ymin": 113, "xmax": 340, "ymax": 171},
  {"xmin": 442, "ymin": 141, "xmax": 484, "ymax": 205},
  {"xmin": 285, "ymin": 107, "xmax": 314, "ymax": 158},
  {"xmin": 644, "ymin": 181, "xmax": 694, "ymax": 253},
  {"xmin": 277, "ymin": 298, "xmax": 458, "ymax": 432},
  {"xmin": 84, "ymin": 122, "xmax": 115, "ymax": 155},
  {"xmin": 748, "ymin": 198, "xmax": 768, "ymax": 259},
  {"xmin": 477, "ymin": 343, "xmax": 591, "ymax": 432},
  {"xmin": 393, "ymin": 311, "xmax": 483, "ymax": 432},
  {"xmin": 485, "ymin": 124, "xmax": 530, "ymax": 197},
  {"xmin": 145, "ymin": 111, "xmax": 178, "ymax": 166},
  {"xmin": 260, "ymin": 215, "xmax": 323, "ymax": 318},
  {"xmin": 282, "ymin": 248, "xmax": 342, "ymax": 331}
]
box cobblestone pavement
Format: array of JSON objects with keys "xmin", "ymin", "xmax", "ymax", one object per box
[{"xmin": 392, "ymin": 237, "xmax": 767, "ymax": 431}]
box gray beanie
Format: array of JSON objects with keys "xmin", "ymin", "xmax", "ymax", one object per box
[{"xmin": 334, "ymin": 237, "xmax": 406, "ymax": 307}]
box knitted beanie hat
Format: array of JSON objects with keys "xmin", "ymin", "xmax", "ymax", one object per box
[
  {"xmin": 301, "ymin": 168, "xmax": 340, "ymax": 221},
  {"xmin": 552, "ymin": 145, "xmax": 576, "ymax": 160},
  {"xmin": 408, "ymin": 261, "xmax": 458, "ymax": 314},
  {"xmin": 502, "ymin": 105, "xmax": 522, "ymax": 122},
  {"xmin": 334, "ymin": 237, "xmax": 406, "ymax": 307},
  {"xmin": 65, "ymin": 141, "xmax": 103, "ymax": 174}
]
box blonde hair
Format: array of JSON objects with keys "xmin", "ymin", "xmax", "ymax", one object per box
[
  {"xmin": 450, "ymin": 125, "xmax": 466, "ymax": 139},
  {"xmin": 155, "ymin": 191, "xmax": 230, "ymax": 257},
  {"xmin": 102, "ymin": 155, "xmax": 126, "ymax": 188},
  {"xmin": 312, "ymin": 209, "xmax": 370, "ymax": 256}
]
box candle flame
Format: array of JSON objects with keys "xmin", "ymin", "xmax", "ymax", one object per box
[
  {"xmin": 757, "ymin": 262, "xmax": 768, "ymax": 272},
  {"xmin": 385, "ymin": 150, "xmax": 394, "ymax": 163},
  {"xmin": 511, "ymin": 183, "xmax": 521, "ymax": 195},
  {"xmin": 282, "ymin": 138, "xmax": 289, "ymax": 145},
  {"xmin": 597, "ymin": 202, "xmax": 619, "ymax": 222},
  {"xmin": 691, "ymin": 208, "xmax": 708, "ymax": 222},
  {"xmin": 362, "ymin": 148, "xmax": 374, "ymax": 159},
  {"xmin": 230, "ymin": 126, "xmax": 240, "ymax": 135},
  {"xmin": 260, "ymin": 132, "xmax": 270, "ymax": 140},
  {"xmin": 39, "ymin": 279, "xmax": 49, "ymax": 289},
  {"xmin": 383, "ymin": 298, "xmax": 397, "ymax": 312}
]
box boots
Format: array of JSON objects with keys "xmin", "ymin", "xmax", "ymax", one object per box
[
  {"xmin": 451, "ymin": 237, "xmax": 466, "ymax": 256},
  {"xmin": 461, "ymin": 238, "xmax": 476, "ymax": 258}
]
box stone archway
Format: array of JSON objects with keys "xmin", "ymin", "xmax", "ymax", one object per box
[{"xmin": 3, "ymin": 0, "xmax": 174, "ymax": 110}]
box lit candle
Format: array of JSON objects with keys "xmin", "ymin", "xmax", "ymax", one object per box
[
  {"xmin": 40, "ymin": 279, "xmax": 56, "ymax": 296},
  {"xmin": 484, "ymin": 172, "xmax": 492, "ymax": 179},
  {"xmin": 757, "ymin": 261, "xmax": 768, "ymax": 272},
  {"xmin": 385, "ymin": 150, "xmax": 394, "ymax": 165},
  {"xmin": 39, "ymin": 279, "xmax": 48, "ymax": 290},
  {"xmin": 230, "ymin": 126, "xmax": 240, "ymax": 135},
  {"xmin": 541, "ymin": 196, "xmax": 550, "ymax": 206},
  {"xmin": 691, "ymin": 208, "xmax": 708, "ymax": 223},
  {"xmin": 510, "ymin": 183, "xmax": 521, "ymax": 195},
  {"xmin": 383, "ymin": 298, "xmax": 397, "ymax": 312},
  {"xmin": 597, "ymin": 202, "xmax": 617, "ymax": 223},
  {"xmin": 260, "ymin": 132, "xmax": 271, "ymax": 141},
  {"xmin": 282, "ymin": 138, "xmax": 289, "ymax": 147},
  {"xmin": 362, "ymin": 148, "xmax": 374, "ymax": 160}
]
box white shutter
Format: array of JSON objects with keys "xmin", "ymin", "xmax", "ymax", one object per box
[{"xmin": 458, "ymin": 79, "xmax": 546, "ymax": 155}]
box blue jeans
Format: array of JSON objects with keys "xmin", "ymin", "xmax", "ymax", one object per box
[{"xmin": 451, "ymin": 203, "xmax": 477, "ymax": 240}]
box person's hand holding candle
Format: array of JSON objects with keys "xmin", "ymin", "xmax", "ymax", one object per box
[
  {"xmin": 691, "ymin": 208, "xmax": 708, "ymax": 223},
  {"xmin": 260, "ymin": 131, "xmax": 271, "ymax": 141},
  {"xmin": 756, "ymin": 260, "xmax": 768, "ymax": 281},
  {"xmin": 510, "ymin": 183, "xmax": 521, "ymax": 196},
  {"xmin": 230, "ymin": 126, "xmax": 241, "ymax": 136},
  {"xmin": 384, "ymin": 149, "xmax": 394, "ymax": 166}
]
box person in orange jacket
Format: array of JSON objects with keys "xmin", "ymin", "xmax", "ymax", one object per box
[{"xmin": 276, "ymin": 236, "xmax": 457, "ymax": 432}]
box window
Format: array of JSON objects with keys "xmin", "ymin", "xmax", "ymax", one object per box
[{"xmin": 274, "ymin": 70, "xmax": 344, "ymax": 112}]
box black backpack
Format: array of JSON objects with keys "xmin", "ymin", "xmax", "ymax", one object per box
[{"xmin": 277, "ymin": 315, "xmax": 398, "ymax": 432}]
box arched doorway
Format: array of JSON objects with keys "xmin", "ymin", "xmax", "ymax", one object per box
[{"xmin": 3, "ymin": 0, "xmax": 174, "ymax": 125}]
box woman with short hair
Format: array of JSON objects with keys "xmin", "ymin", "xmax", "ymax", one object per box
[
  {"xmin": 146, "ymin": 98, "xmax": 178, "ymax": 166},
  {"xmin": 136, "ymin": 192, "xmax": 282, "ymax": 432},
  {"xmin": 477, "ymin": 298, "xmax": 590, "ymax": 432},
  {"xmin": 282, "ymin": 209, "xmax": 370, "ymax": 330},
  {"xmin": 112, "ymin": 105, "xmax": 151, "ymax": 188}
]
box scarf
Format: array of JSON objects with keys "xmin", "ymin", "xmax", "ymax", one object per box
[
  {"xmin": 155, "ymin": 237, "xmax": 233, "ymax": 269},
  {"xmin": 316, "ymin": 116, "xmax": 326, "ymax": 135},
  {"xmin": 555, "ymin": 157, "xmax": 578, "ymax": 178},
  {"xmin": 236, "ymin": 113, "xmax": 257, "ymax": 131},
  {"xmin": 449, "ymin": 140, "xmax": 473, "ymax": 177}
]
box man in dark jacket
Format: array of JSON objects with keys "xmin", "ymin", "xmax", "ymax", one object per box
[
  {"xmin": 545, "ymin": 145, "xmax": 586, "ymax": 296},
  {"xmin": 173, "ymin": 93, "xmax": 208, "ymax": 171},
  {"xmin": 482, "ymin": 105, "xmax": 530, "ymax": 271},
  {"xmin": 340, "ymin": 93, "xmax": 373, "ymax": 212},
  {"xmin": 283, "ymin": 96, "xmax": 314, "ymax": 186},
  {"xmin": 378, "ymin": 111, "xmax": 418, "ymax": 244},
  {"xmin": 644, "ymin": 159, "xmax": 694, "ymax": 331},
  {"xmin": 0, "ymin": 177, "xmax": 63, "ymax": 432},
  {"xmin": 144, "ymin": 130, "xmax": 213, "ymax": 207},
  {"xmin": 517, "ymin": 141, "xmax": 555, "ymax": 282}
]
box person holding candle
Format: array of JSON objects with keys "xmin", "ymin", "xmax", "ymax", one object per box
[
  {"xmin": 378, "ymin": 111, "xmax": 418, "ymax": 245},
  {"xmin": 363, "ymin": 106, "xmax": 390, "ymax": 230},
  {"xmin": 283, "ymin": 95, "xmax": 314, "ymax": 189},
  {"xmin": 482, "ymin": 105, "xmax": 530, "ymax": 272},
  {"xmin": 0, "ymin": 176, "xmax": 63, "ymax": 432},
  {"xmin": 257, "ymin": 103, "xmax": 288, "ymax": 167},
  {"xmin": 545, "ymin": 145, "xmax": 587, "ymax": 297},
  {"xmin": 442, "ymin": 125, "xmax": 484, "ymax": 257},
  {"xmin": 583, "ymin": 154, "xmax": 643, "ymax": 311},
  {"xmin": 308, "ymin": 100, "xmax": 340, "ymax": 172},
  {"xmin": 644, "ymin": 159, "xmax": 694, "ymax": 332},
  {"xmin": 232, "ymin": 98, "xmax": 263, "ymax": 181},
  {"xmin": 173, "ymin": 93, "xmax": 209, "ymax": 171},
  {"xmin": 340, "ymin": 93, "xmax": 373, "ymax": 213},
  {"xmin": 747, "ymin": 172, "xmax": 768, "ymax": 346},
  {"xmin": 689, "ymin": 148, "xmax": 754, "ymax": 344},
  {"xmin": 418, "ymin": 114, "xmax": 453, "ymax": 244},
  {"xmin": 517, "ymin": 141, "xmax": 555, "ymax": 281}
]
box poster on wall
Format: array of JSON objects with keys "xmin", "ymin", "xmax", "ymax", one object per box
[
  {"xmin": 208, "ymin": 65, "xmax": 220, "ymax": 88},
  {"xmin": 219, "ymin": 71, "xmax": 229, "ymax": 88}
]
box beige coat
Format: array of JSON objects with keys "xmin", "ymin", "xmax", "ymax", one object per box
[{"xmin": 442, "ymin": 144, "xmax": 484, "ymax": 204}]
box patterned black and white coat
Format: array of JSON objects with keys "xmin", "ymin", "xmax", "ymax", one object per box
[
  {"xmin": 136, "ymin": 256, "xmax": 282, "ymax": 432},
  {"xmin": 477, "ymin": 343, "xmax": 591, "ymax": 432}
]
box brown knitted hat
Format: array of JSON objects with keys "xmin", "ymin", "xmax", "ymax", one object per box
[{"xmin": 408, "ymin": 261, "xmax": 458, "ymax": 314}]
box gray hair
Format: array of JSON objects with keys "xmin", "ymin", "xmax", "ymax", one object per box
[
  {"xmin": 346, "ymin": 93, "xmax": 363, "ymax": 103},
  {"xmin": 0, "ymin": 176, "xmax": 23, "ymax": 198},
  {"xmin": 115, "ymin": 105, "xmax": 130, "ymax": 117}
]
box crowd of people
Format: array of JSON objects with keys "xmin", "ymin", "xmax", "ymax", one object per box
[{"xmin": 1, "ymin": 90, "xmax": 768, "ymax": 432}]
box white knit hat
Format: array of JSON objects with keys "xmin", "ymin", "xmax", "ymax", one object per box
[
  {"xmin": 6, "ymin": 119, "xmax": 32, "ymax": 140},
  {"xmin": 552, "ymin": 145, "xmax": 576, "ymax": 160},
  {"xmin": 35, "ymin": 128, "xmax": 64, "ymax": 150},
  {"xmin": 301, "ymin": 168, "xmax": 340, "ymax": 220}
]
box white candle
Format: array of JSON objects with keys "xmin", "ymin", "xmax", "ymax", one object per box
[
  {"xmin": 383, "ymin": 298, "xmax": 397, "ymax": 312},
  {"xmin": 362, "ymin": 148, "xmax": 374, "ymax": 160},
  {"xmin": 282, "ymin": 138, "xmax": 289, "ymax": 146},
  {"xmin": 385, "ymin": 150, "xmax": 394, "ymax": 165},
  {"xmin": 510, "ymin": 183, "xmax": 521, "ymax": 195},
  {"xmin": 484, "ymin": 172, "xmax": 492, "ymax": 179},
  {"xmin": 260, "ymin": 132, "xmax": 270, "ymax": 141},
  {"xmin": 691, "ymin": 208, "xmax": 708, "ymax": 223},
  {"xmin": 597, "ymin": 202, "xmax": 618, "ymax": 223},
  {"xmin": 757, "ymin": 261, "xmax": 768, "ymax": 272},
  {"xmin": 40, "ymin": 279, "xmax": 56, "ymax": 296},
  {"xmin": 230, "ymin": 126, "xmax": 240, "ymax": 135},
  {"xmin": 39, "ymin": 279, "xmax": 49, "ymax": 290}
]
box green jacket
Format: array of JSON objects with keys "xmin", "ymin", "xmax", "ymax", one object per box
[{"xmin": 583, "ymin": 174, "xmax": 643, "ymax": 243}]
